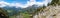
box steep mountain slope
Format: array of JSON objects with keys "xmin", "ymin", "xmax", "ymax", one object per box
[{"xmin": 33, "ymin": 5, "xmax": 60, "ymax": 18}]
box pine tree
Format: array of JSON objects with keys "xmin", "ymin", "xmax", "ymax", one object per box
[
  {"xmin": 0, "ymin": 8, "xmax": 9, "ymax": 18},
  {"xmin": 48, "ymin": 0, "xmax": 59, "ymax": 5}
]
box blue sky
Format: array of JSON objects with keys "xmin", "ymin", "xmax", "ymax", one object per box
[
  {"xmin": 0, "ymin": 0, "xmax": 52, "ymax": 8},
  {"xmin": 3, "ymin": 0, "xmax": 45, "ymax": 4},
  {"xmin": 4, "ymin": 0, "xmax": 15, "ymax": 3}
]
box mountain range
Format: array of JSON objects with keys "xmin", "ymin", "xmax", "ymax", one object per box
[{"xmin": 2, "ymin": 4, "xmax": 44, "ymax": 16}]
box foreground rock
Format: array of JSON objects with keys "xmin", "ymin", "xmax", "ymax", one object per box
[{"xmin": 33, "ymin": 5, "xmax": 60, "ymax": 18}]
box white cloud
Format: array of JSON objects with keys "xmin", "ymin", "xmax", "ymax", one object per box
[
  {"xmin": 22, "ymin": 0, "xmax": 52, "ymax": 8},
  {"xmin": 0, "ymin": 0, "xmax": 52, "ymax": 8},
  {"xmin": 25, "ymin": 0, "xmax": 52, "ymax": 7},
  {"xmin": 0, "ymin": 1, "xmax": 7, "ymax": 7}
]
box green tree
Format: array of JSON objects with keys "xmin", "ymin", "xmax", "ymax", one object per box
[
  {"xmin": 0, "ymin": 8, "xmax": 9, "ymax": 18},
  {"xmin": 48, "ymin": 0, "xmax": 59, "ymax": 6}
]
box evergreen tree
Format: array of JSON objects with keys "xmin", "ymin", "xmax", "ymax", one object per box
[
  {"xmin": 0, "ymin": 8, "xmax": 9, "ymax": 18},
  {"xmin": 48, "ymin": 0, "xmax": 59, "ymax": 5}
]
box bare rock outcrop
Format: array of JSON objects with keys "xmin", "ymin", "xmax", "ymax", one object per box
[{"xmin": 33, "ymin": 5, "xmax": 60, "ymax": 18}]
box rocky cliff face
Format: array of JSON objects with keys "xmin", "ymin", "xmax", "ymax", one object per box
[{"xmin": 33, "ymin": 5, "xmax": 60, "ymax": 18}]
